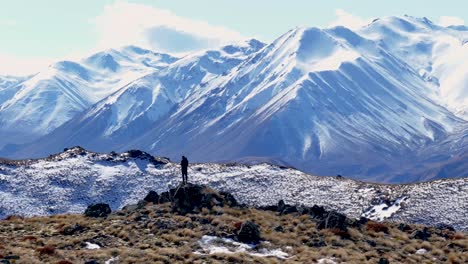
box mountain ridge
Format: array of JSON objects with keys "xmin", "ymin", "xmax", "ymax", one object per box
[
  {"xmin": 0, "ymin": 147, "xmax": 467, "ymax": 232},
  {"xmin": 0, "ymin": 15, "xmax": 467, "ymax": 183}
]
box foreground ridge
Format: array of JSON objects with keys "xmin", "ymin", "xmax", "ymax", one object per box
[{"xmin": 0, "ymin": 184, "xmax": 466, "ymax": 263}]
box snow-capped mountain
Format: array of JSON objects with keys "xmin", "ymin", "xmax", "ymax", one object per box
[
  {"xmin": 0, "ymin": 16, "xmax": 467, "ymax": 183},
  {"xmin": 0, "ymin": 147, "xmax": 466, "ymax": 231},
  {"xmin": 0, "ymin": 47, "xmax": 178, "ymax": 147},
  {"xmin": 127, "ymin": 25, "xmax": 465, "ymax": 183},
  {"xmin": 359, "ymin": 16, "xmax": 468, "ymax": 118},
  {"xmin": 2, "ymin": 40, "xmax": 265, "ymax": 152},
  {"xmin": 0, "ymin": 75, "xmax": 28, "ymax": 105}
]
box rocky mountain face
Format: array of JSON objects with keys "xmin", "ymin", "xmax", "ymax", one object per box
[{"xmin": 0, "ymin": 16, "xmax": 467, "ymax": 183}]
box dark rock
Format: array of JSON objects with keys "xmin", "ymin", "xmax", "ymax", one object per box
[
  {"xmin": 412, "ymin": 228, "xmax": 431, "ymax": 241},
  {"xmin": 121, "ymin": 200, "xmax": 147, "ymax": 213},
  {"xmin": 61, "ymin": 223, "xmax": 85, "ymax": 235},
  {"xmin": 84, "ymin": 261, "xmax": 99, "ymax": 264},
  {"xmin": 172, "ymin": 183, "xmax": 230, "ymax": 213},
  {"xmin": 297, "ymin": 206, "xmax": 310, "ymax": 215},
  {"xmin": 84, "ymin": 203, "xmax": 111, "ymax": 218},
  {"xmin": 281, "ymin": 205, "xmax": 298, "ymax": 215},
  {"xmin": 200, "ymin": 192, "xmax": 224, "ymax": 209},
  {"xmin": 154, "ymin": 219, "xmax": 177, "ymax": 230},
  {"xmin": 351, "ymin": 217, "xmax": 369, "ymax": 228},
  {"xmin": 307, "ymin": 238, "xmax": 327, "ymax": 247},
  {"xmin": 158, "ymin": 192, "xmax": 171, "ymax": 203},
  {"xmin": 220, "ymin": 191, "xmax": 238, "ymax": 207},
  {"xmin": 127, "ymin": 149, "xmax": 146, "ymax": 158},
  {"xmin": 367, "ymin": 240, "xmax": 377, "ymax": 247},
  {"xmin": 274, "ymin": 225, "xmax": 284, "ymax": 232},
  {"xmin": 172, "ymin": 184, "xmax": 206, "ymax": 213},
  {"xmin": 3, "ymin": 256, "xmax": 19, "ymax": 260},
  {"xmin": 398, "ymin": 223, "xmax": 412, "ymax": 232},
  {"xmin": 277, "ymin": 200, "xmax": 286, "ymax": 213},
  {"xmin": 200, "ymin": 218, "xmax": 211, "ymax": 225},
  {"xmin": 237, "ymin": 221, "xmax": 261, "ymax": 244},
  {"xmin": 0, "ymin": 260, "xmax": 10, "ymax": 264},
  {"xmin": 309, "ymin": 205, "xmax": 327, "ymax": 219},
  {"xmin": 258, "ymin": 205, "xmax": 277, "ymax": 211},
  {"xmin": 143, "ymin": 191, "xmax": 159, "ymax": 203},
  {"xmin": 435, "ymin": 223, "xmax": 455, "ymax": 232},
  {"xmin": 317, "ymin": 211, "xmax": 348, "ymax": 231},
  {"xmin": 126, "ymin": 150, "xmax": 167, "ymax": 166},
  {"xmin": 378, "ymin": 258, "xmax": 390, "ymax": 264},
  {"xmin": 275, "ymin": 200, "xmax": 299, "ymax": 215}
]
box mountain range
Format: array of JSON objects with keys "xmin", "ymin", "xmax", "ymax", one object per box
[{"xmin": 0, "ymin": 15, "xmax": 467, "ymax": 183}]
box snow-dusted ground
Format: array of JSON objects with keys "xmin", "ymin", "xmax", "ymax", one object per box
[
  {"xmin": 0, "ymin": 148, "xmax": 466, "ymax": 231},
  {"xmin": 195, "ymin": 235, "xmax": 289, "ymax": 259}
]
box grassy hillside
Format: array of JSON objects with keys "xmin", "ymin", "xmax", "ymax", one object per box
[{"xmin": 0, "ymin": 185, "xmax": 466, "ymax": 264}]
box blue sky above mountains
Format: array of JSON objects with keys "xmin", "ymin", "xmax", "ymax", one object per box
[{"xmin": 0, "ymin": 0, "xmax": 466, "ymax": 74}]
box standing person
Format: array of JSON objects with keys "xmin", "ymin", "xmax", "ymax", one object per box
[{"xmin": 181, "ymin": 156, "xmax": 189, "ymax": 184}]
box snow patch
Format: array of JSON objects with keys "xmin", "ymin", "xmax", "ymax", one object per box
[
  {"xmin": 318, "ymin": 258, "xmax": 338, "ymax": 264},
  {"xmin": 85, "ymin": 242, "xmax": 101, "ymax": 249},
  {"xmin": 195, "ymin": 235, "xmax": 289, "ymax": 259},
  {"xmin": 105, "ymin": 256, "xmax": 119, "ymax": 264},
  {"xmin": 362, "ymin": 196, "xmax": 408, "ymax": 221},
  {"xmin": 416, "ymin": 248, "xmax": 428, "ymax": 254}
]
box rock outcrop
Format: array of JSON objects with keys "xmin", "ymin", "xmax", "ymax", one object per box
[
  {"xmin": 236, "ymin": 221, "xmax": 261, "ymax": 244},
  {"xmin": 84, "ymin": 203, "xmax": 111, "ymax": 218}
]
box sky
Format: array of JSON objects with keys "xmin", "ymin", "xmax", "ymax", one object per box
[{"xmin": 0, "ymin": 0, "xmax": 466, "ymax": 75}]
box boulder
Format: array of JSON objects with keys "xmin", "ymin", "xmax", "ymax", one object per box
[
  {"xmin": 351, "ymin": 217, "xmax": 369, "ymax": 228},
  {"xmin": 258, "ymin": 205, "xmax": 277, "ymax": 211},
  {"xmin": 277, "ymin": 200, "xmax": 286, "ymax": 213},
  {"xmin": 172, "ymin": 183, "xmax": 227, "ymax": 213},
  {"xmin": 158, "ymin": 192, "xmax": 171, "ymax": 203},
  {"xmin": 317, "ymin": 211, "xmax": 348, "ymax": 231},
  {"xmin": 398, "ymin": 223, "xmax": 412, "ymax": 232},
  {"xmin": 220, "ymin": 191, "xmax": 238, "ymax": 207},
  {"xmin": 435, "ymin": 223, "xmax": 455, "ymax": 232},
  {"xmin": 281, "ymin": 205, "xmax": 298, "ymax": 215},
  {"xmin": 237, "ymin": 221, "xmax": 261, "ymax": 244},
  {"xmin": 309, "ymin": 205, "xmax": 327, "ymax": 219},
  {"xmin": 276, "ymin": 200, "xmax": 298, "ymax": 215},
  {"xmin": 378, "ymin": 258, "xmax": 390, "ymax": 264},
  {"xmin": 274, "ymin": 225, "xmax": 284, "ymax": 232},
  {"xmin": 143, "ymin": 191, "xmax": 159, "ymax": 203},
  {"xmin": 84, "ymin": 203, "xmax": 111, "ymax": 218},
  {"xmin": 121, "ymin": 200, "xmax": 147, "ymax": 213},
  {"xmin": 412, "ymin": 228, "xmax": 431, "ymax": 241}
]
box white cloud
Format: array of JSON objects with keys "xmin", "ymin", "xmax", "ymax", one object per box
[
  {"xmin": 91, "ymin": 1, "xmax": 245, "ymax": 54},
  {"xmin": 0, "ymin": 19, "xmax": 17, "ymax": 27},
  {"xmin": 438, "ymin": 16, "xmax": 465, "ymax": 27},
  {"xmin": 329, "ymin": 9, "xmax": 372, "ymax": 30},
  {"xmin": 0, "ymin": 53, "xmax": 54, "ymax": 76}
]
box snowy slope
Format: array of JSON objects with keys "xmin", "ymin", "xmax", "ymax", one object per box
[
  {"xmin": 0, "ymin": 147, "xmax": 466, "ymax": 231},
  {"xmin": 0, "ymin": 75, "xmax": 28, "ymax": 106},
  {"xmin": 127, "ymin": 25, "xmax": 466, "ymax": 182},
  {"xmin": 3, "ymin": 40, "xmax": 266, "ymax": 155},
  {"xmin": 359, "ymin": 16, "xmax": 468, "ymax": 119},
  {"xmin": 0, "ymin": 47, "xmax": 178, "ymax": 147}
]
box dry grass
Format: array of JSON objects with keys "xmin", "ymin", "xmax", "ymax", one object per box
[{"xmin": 0, "ymin": 202, "xmax": 466, "ymax": 263}]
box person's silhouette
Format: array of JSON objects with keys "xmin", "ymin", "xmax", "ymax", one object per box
[{"xmin": 181, "ymin": 156, "xmax": 189, "ymax": 184}]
